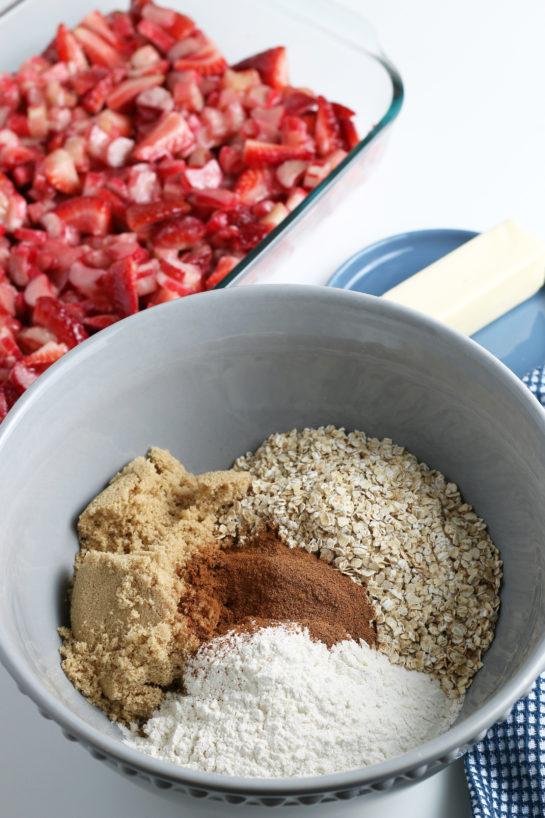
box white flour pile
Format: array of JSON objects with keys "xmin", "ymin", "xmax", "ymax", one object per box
[{"xmin": 123, "ymin": 625, "xmax": 461, "ymax": 777}]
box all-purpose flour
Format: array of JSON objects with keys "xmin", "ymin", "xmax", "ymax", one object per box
[{"xmin": 123, "ymin": 625, "xmax": 461, "ymax": 777}]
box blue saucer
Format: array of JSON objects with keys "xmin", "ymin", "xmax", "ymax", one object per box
[{"xmin": 327, "ymin": 228, "xmax": 545, "ymax": 377}]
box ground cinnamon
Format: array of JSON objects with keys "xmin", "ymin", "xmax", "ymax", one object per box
[{"xmin": 180, "ymin": 527, "xmax": 377, "ymax": 648}]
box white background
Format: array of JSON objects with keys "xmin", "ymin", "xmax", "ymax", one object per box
[{"xmin": 2, "ymin": 1, "xmax": 545, "ymax": 816}]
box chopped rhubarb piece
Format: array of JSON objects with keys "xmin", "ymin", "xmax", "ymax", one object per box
[
  {"xmin": 233, "ymin": 47, "xmax": 289, "ymax": 90},
  {"xmin": 33, "ymin": 296, "xmax": 88, "ymax": 348},
  {"xmin": 183, "ymin": 158, "xmax": 222, "ymax": 190},
  {"xmin": 188, "ymin": 188, "xmax": 238, "ymax": 212},
  {"xmin": 105, "ymin": 257, "xmax": 138, "ymax": 316},
  {"xmin": 133, "ymin": 111, "xmax": 194, "ymax": 161},
  {"xmin": 17, "ymin": 326, "xmax": 56, "ymax": 354},
  {"xmin": 54, "ymin": 196, "xmax": 112, "ymax": 236},
  {"xmin": 126, "ymin": 199, "xmax": 190, "ymax": 230},
  {"xmin": 42, "ymin": 148, "xmax": 81, "ymax": 195},
  {"xmin": 82, "ymin": 71, "xmax": 116, "ymax": 114},
  {"xmin": 24, "ymin": 273, "xmax": 58, "ymax": 307},
  {"xmin": 8, "ymin": 360, "xmax": 39, "ymax": 393}
]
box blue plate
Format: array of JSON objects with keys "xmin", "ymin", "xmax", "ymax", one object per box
[{"xmin": 327, "ymin": 228, "xmax": 545, "ymax": 377}]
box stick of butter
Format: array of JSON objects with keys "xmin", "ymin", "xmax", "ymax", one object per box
[{"xmin": 382, "ymin": 220, "xmax": 545, "ymax": 335}]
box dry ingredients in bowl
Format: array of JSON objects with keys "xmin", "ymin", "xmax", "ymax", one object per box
[
  {"xmin": 60, "ymin": 426, "xmax": 502, "ymax": 777},
  {"xmin": 123, "ymin": 625, "xmax": 461, "ymax": 777},
  {"xmin": 219, "ymin": 426, "xmax": 502, "ymax": 698},
  {"xmin": 0, "ymin": 1, "xmax": 361, "ymax": 422}
]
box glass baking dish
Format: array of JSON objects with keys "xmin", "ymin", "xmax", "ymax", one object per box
[{"xmin": 0, "ymin": 0, "xmax": 403, "ymax": 288}]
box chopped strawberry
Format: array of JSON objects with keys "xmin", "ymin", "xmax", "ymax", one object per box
[
  {"xmin": 81, "ymin": 10, "xmax": 120, "ymax": 48},
  {"xmin": 126, "ymin": 199, "xmax": 190, "ymax": 230},
  {"xmin": 0, "ymin": 327, "xmax": 22, "ymax": 367},
  {"xmin": 137, "ymin": 19, "xmax": 175, "ymax": 54},
  {"xmin": 105, "ymin": 257, "xmax": 138, "ymax": 316},
  {"xmin": 107, "ymin": 73, "xmax": 165, "ymax": 109},
  {"xmin": 188, "ymin": 187, "xmax": 239, "ymax": 213},
  {"xmin": 73, "ymin": 26, "xmax": 125, "ymax": 68},
  {"xmin": 233, "ymin": 47, "xmax": 288, "ymax": 90},
  {"xmin": 0, "ymin": 387, "xmax": 9, "ymax": 421},
  {"xmin": 54, "ymin": 196, "xmax": 112, "ymax": 236},
  {"xmin": 314, "ymin": 95, "xmax": 343, "ymax": 157},
  {"xmin": 82, "ymin": 313, "xmax": 120, "ymax": 331},
  {"xmin": 234, "ymin": 167, "xmax": 273, "ymax": 205},
  {"xmin": 243, "ymin": 139, "xmax": 313, "ymax": 167},
  {"xmin": 82, "ymin": 71, "xmax": 116, "ymax": 114},
  {"xmin": 173, "ymin": 38, "xmax": 227, "ymax": 76},
  {"xmin": 42, "ymin": 148, "xmax": 80, "ymax": 195},
  {"xmin": 16, "ymin": 326, "xmax": 56, "ymax": 354},
  {"xmin": 205, "ymin": 254, "xmax": 240, "ymax": 289},
  {"xmin": 33, "ymin": 296, "xmax": 88, "ymax": 348},
  {"xmin": 133, "ymin": 111, "xmax": 195, "ymax": 161},
  {"xmin": 339, "ymin": 115, "xmax": 360, "ymax": 151},
  {"xmin": 152, "ymin": 215, "xmax": 206, "ymax": 249},
  {"xmin": 22, "ymin": 340, "xmax": 68, "ymax": 369},
  {"xmin": 56, "ymin": 24, "xmax": 88, "ymax": 70},
  {"xmin": 0, "ymin": 172, "xmax": 27, "ymax": 232}
]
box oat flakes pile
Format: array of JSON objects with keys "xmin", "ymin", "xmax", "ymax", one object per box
[{"xmin": 217, "ymin": 426, "xmax": 502, "ymax": 697}]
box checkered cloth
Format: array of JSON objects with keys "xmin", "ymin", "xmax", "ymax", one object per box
[{"xmin": 464, "ymin": 365, "xmax": 545, "ymax": 817}]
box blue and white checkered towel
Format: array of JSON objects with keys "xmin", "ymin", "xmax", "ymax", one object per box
[{"xmin": 464, "ymin": 365, "xmax": 545, "ymax": 817}]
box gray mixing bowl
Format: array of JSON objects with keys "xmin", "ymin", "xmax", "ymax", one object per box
[{"xmin": 0, "ymin": 285, "xmax": 544, "ymax": 817}]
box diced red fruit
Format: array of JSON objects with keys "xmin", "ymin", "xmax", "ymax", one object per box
[
  {"xmin": 42, "ymin": 148, "xmax": 81, "ymax": 195},
  {"xmin": 105, "ymin": 257, "xmax": 138, "ymax": 317},
  {"xmin": 33, "ymin": 296, "xmax": 88, "ymax": 348},
  {"xmin": 81, "ymin": 10, "xmax": 120, "ymax": 47},
  {"xmin": 73, "ymin": 26, "xmax": 124, "ymax": 68},
  {"xmin": 22, "ymin": 340, "xmax": 68, "ymax": 369},
  {"xmin": 126, "ymin": 199, "xmax": 191, "ymax": 230},
  {"xmin": 0, "ymin": 7, "xmax": 362, "ymax": 422},
  {"xmin": 233, "ymin": 47, "xmax": 289, "ymax": 90},
  {"xmin": 133, "ymin": 111, "xmax": 195, "ymax": 161},
  {"xmin": 173, "ymin": 38, "xmax": 227, "ymax": 76},
  {"xmin": 137, "ymin": 18, "xmax": 176, "ymax": 54},
  {"xmin": 243, "ymin": 139, "xmax": 313, "ymax": 167},
  {"xmin": 24, "ymin": 273, "xmax": 58, "ymax": 307},
  {"xmin": 205, "ymin": 255, "xmax": 240, "ymax": 289},
  {"xmin": 56, "ymin": 24, "xmax": 89, "ymax": 70},
  {"xmin": 234, "ymin": 167, "xmax": 273, "ymax": 205},
  {"xmin": 8, "ymin": 360, "xmax": 39, "ymax": 394},
  {"xmin": 54, "ymin": 196, "xmax": 112, "ymax": 236},
  {"xmin": 153, "ymin": 215, "xmax": 206, "ymax": 249},
  {"xmin": 315, "ymin": 95, "xmax": 344, "ymax": 157},
  {"xmin": 183, "ymin": 158, "xmax": 222, "ymax": 190}
]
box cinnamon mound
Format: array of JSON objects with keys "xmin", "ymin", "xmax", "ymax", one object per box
[{"xmin": 180, "ymin": 527, "xmax": 377, "ymax": 649}]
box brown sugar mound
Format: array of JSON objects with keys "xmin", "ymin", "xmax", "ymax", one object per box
[
  {"xmin": 59, "ymin": 448, "xmax": 377, "ymax": 726},
  {"xmin": 59, "ymin": 448, "xmax": 252, "ymax": 724},
  {"xmin": 181, "ymin": 527, "xmax": 377, "ymax": 649}
]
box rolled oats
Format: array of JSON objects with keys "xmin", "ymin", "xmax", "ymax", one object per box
[{"xmin": 216, "ymin": 426, "xmax": 502, "ymax": 697}]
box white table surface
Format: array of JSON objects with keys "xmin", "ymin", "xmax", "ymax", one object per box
[{"xmin": 2, "ymin": 0, "xmax": 545, "ymax": 816}]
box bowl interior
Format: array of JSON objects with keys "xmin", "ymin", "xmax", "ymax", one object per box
[{"xmin": 0, "ymin": 286, "xmax": 544, "ymax": 780}]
